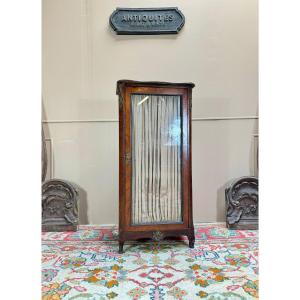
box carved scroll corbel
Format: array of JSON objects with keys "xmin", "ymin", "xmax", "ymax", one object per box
[
  {"xmin": 226, "ymin": 177, "xmax": 258, "ymax": 230},
  {"xmin": 42, "ymin": 179, "xmax": 79, "ymax": 231}
]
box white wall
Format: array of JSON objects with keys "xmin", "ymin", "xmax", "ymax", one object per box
[{"xmin": 42, "ymin": 0, "xmax": 258, "ymax": 224}]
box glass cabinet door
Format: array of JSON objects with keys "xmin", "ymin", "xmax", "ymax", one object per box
[{"xmin": 130, "ymin": 94, "xmax": 183, "ymax": 225}]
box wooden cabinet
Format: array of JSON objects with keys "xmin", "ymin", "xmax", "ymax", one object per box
[{"xmin": 117, "ymin": 80, "xmax": 195, "ymax": 253}]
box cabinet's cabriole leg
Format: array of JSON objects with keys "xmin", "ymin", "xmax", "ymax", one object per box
[
  {"xmin": 119, "ymin": 241, "xmax": 124, "ymax": 254},
  {"xmin": 188, "ymin": 234, "xmax": 195, "ymax": 248}
]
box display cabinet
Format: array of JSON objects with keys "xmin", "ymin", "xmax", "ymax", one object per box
[{"xmin": 117, "ymin": 80, "xmax": 195, "ymax": 253}]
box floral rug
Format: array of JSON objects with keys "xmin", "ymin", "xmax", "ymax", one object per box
[{"xmin": 42, "ymin": 223, "xmax": 258, "ymax": 300}]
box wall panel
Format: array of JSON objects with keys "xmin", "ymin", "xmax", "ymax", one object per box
[{"xmin": 42, "ymin": 0, "xmax": 258, "ymax": 224}]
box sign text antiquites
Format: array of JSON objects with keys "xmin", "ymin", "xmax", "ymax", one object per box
[{"xmin": 110, "ymin": 8, "xmax": 185, "ymax": 35}]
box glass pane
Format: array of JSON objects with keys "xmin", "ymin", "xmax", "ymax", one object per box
[{"xmin": 131, "ymin": 94, "xmax": 182, "ymax": 225}]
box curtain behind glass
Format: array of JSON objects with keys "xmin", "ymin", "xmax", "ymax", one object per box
[{"xmin": 131, "ymin": 94, "xmax": 182, "ymax": 225}]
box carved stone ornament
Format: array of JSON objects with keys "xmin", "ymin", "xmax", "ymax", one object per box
[
  {"xmin": 42, "ymin": 179, "xmax": 79, "ymax": 232},
  {"xmin": 41, "ymin": 127, "xmax": 79, "ymax": 231},
  {"xmin": 152, "ymin": 231, "xmax": 164, "ymax": 242},
  {"xmin": 225, "ymin": 176, "xmax": 258, "ymax": 230}
]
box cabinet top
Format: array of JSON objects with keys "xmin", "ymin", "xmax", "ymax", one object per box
[{"xmin": 116, "ymin": 80, "xmax": 195, "ymax": 95}]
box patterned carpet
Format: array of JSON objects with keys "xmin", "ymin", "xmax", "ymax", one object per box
[{"xmin": 42, "ymin": 223, "xmax": 258, "ymax": 300}]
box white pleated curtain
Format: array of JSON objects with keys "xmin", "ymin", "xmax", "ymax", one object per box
[{"xmin": 131, "ymin": 94, "xmax": 182, "ymax": 225}]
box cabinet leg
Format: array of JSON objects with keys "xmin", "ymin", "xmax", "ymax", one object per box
[
  {"xmin": 188, "ymin": 234, "xmax": 195, "ymax": 248},
  {"xmin": 118, "ymin": 241, "xmax": 124, "ymax": 254}
]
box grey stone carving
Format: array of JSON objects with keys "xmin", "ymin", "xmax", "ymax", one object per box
[
  {"xmin": 42, "ymin": 127, "xmax": 79, "ymax": 231},
  {"xmin": 225, "ymin": 176, "xmax": 258, "ymax": 230},
  {"xmin": 42, "ymin": 179, "xmax": 79, "ymax": 231}
]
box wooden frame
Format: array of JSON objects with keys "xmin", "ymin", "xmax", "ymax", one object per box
[{"xmin": 117, "ymin": 80, "xmax": 195, "ymax": 253}]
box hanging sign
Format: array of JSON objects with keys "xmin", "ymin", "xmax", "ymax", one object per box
[{"xmin": 110, "ymin": 7, "xmax": 185, "ymax": 35}]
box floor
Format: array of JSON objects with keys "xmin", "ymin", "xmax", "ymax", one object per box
[{"xmin": 42, "ymin": 223, "xmax": 258, "ymax": 300}]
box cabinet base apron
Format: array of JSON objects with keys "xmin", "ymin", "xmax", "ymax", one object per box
[{"xmin": 118, "ymin": 228, "xmax": 195, "ymax": 254}]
